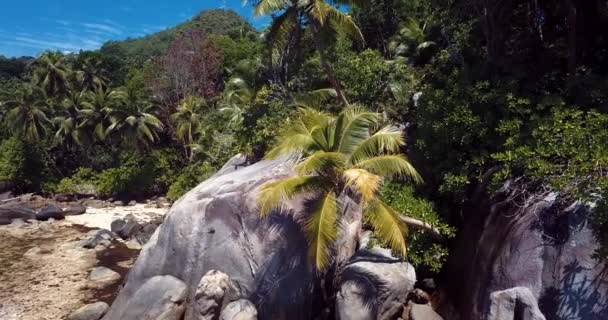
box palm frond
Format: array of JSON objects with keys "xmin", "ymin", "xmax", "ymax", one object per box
[
  {"xmin": 294, "ymin": 88, "xmax": 337, "ymax": 109},
  {"xmin": 348, "ymin": 126, "xmax": 404, "ymax": 165},
  {"xmin": 365, "ymin": 199, "xmax": 407, "ymax": 257},
  {"xmin": 258, "ymin": 175, "xmax": 323, "ymax": 217},
  {"xmin": 253, "ymin": 0, "xmax": 292, "ymax": 16},
  {"xmin": 355, "ymin": 155, "xmax": 422, "ymax": 183},
  {"xmin": 325, "ymin": 5, "xmax": 364, "ymax": 43},
  {"xmin": 335, "ymin": 107, "xmax": 379, "ymax": 153},
  {"xmin": 295, "ymin": 151, "xmax": 346, "ymax": 175},
  {"xmin": 305, "ymin": 191, "xmax": 339, "ymax": 271},
  {"xmin": 343, "ymin": 168, "xmax": 381, "ymax": 203}
]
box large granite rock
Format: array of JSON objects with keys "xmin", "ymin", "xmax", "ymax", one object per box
[
  {"xmin": 488, "ymin": 287, "xmax": 545, "ymax": 320},
  {"xmin": 443, "ymin": 181, "xmax": 608, "ymax": 319},
  {"xmin": 335, "ymin": 248, "xmax": 416, "ymax": 320},
  {"xmin": 194, "ymin": 270, "xmax": 236, "ymax": 320},
  {"xmin": 104, "ymin": 159, "xmax": 325, "ymax": 320},
  {"xmin": 68, "ymin": 302, "xmax": 109, "ymax": 320},
  {"xmin": 220, "ymin": 299, "xmax": 258, "ymax": 320}
]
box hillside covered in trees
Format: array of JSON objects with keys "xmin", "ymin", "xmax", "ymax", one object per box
[{"xmin": 0, "ymin": 0, "xmax": 607, "ymax": 284}]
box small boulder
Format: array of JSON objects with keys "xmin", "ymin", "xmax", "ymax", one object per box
[
  {"xmin": 194, "ymin": 270, "xmax": 235, "ymax": 320},
  {"xmin": 79, "ymin": 199, "xmax": 112, "ymax": 209},
  {"xmin": 64, "ymin": 204, "xmax": 87, "ymax": 216},
  {"xmin": 488, "ymin": 287, "xmax": 546, "ymax": 320},
  {"xmin": 36, "ymin": 204, "xmax": 65, "ymax": 221},
  {"xmin": 111, "ymin": 214, "xmax": 143, "ymax": 240},
  {"xmin": 68, "ymin": 302, "xmax": 109, "ymax": 320},
  {"xmin": 113, "ymin": 200, "xmax": 125, "ymax": 206},
  {"xmin": 127, "ymin": 200, "xmax": 137, "ymax": 206},
  {"xmin": 89, "ymin": 267, "xmax": 121, "ymax": 288},
  {"xmin": 219, "ymin": 299, "xmax": 258, "ymax": 320},
  {"xmin": 80, "ymin": 229, "xmax": 114, "ymax": 249},
  {"xmin": 101, "ymin": 275, "xmax": 187, "ymax": 320}
]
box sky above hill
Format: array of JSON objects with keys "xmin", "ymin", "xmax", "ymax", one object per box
[{"xmin": 0, "ymin": 0, "xmax": 267, "ymax": 57}]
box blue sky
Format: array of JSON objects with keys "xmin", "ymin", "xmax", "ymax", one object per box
[{"xmin": 0, "ymin": 1, "xmax": 268, "ymax": 57}]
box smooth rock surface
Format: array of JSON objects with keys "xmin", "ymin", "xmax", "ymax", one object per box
[
  {"xmin": 68, "ymin": 302, "xmax": 109, "ymax": 320},
  {"xmin": 104, "ymin": 158, "xmax": 326, "ymax": 320},
  {"xmin": 408, "ymin": 303, "xmax": 443, "ymax": 320},
  {"xmin": 335, "ymin": 248, "xmax": 416, "ymax": 320},
  {"xmin": 219, "ymin": 299, "xmax": 257, "ymax": 320},
  {"xmin": 488, "ymin": 287, "xmax": 546, "ymax": 320},
  {"xmin": 64, "ymin": 204, "xmax": 87, "ymax": 216},
  {"xmin": 102, "ymin": 275, "xmax": 187, "ymax": 320}
]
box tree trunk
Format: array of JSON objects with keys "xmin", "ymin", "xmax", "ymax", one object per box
[
  {"xmin": 565, "ymin": 0, "xmax": 578, "ymax": 93},
  {"xmin": 310, "ymin": 23, "xmax": 350, "ymax": 106}
]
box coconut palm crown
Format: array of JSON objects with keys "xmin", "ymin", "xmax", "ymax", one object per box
[{"xmin": 258, "ymin": 107, "xmax": 422, "ymax": 271}]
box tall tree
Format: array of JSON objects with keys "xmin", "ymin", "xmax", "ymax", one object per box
[
  {"xmin": 32, "ymin": 52, "xmax": 70, "ymax": 96},
  {"xmin": 252, "ymin": 0, "xmax": 367, "ymax": 105},
  {"xmin": 2, "ymin": 84, "xmax": 52, "ymax": 143},
  {"xmin": 170, "ymin": 96, "xmax": 207, "ymax": 160},
  {"xmin": 54, "ymin": 88, "xmax": 89, "ymax": 146},
  {"xmin": 76, "ymin": 56, "xmax": 108, "ymax": 91},
  {"xmin": 79, "ymin": 86, "xmax": 122, "ymax": 141},
  {"xmin": 258, "ymin": 107, "xmax": 422, "ymax": 270},
  {"xmin": 106, "ymin": 87, "xmax": 164, "ymax": 147}
]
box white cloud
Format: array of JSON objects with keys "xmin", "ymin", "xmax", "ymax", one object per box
[{"xmin": 81, "ymin": 22, "xmax": 123, "ymax": 35}]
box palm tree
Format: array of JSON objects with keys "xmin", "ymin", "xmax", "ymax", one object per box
[
  {"xmin": 76, "ymin": 57, "xmax": 107, "ymax": 91},
  {"xmin": 2, "ymin": 84, "xmax": 52, "ymax": 143},
  {"xmin": 219, "ymin": 77, "xmax": 256, "ymax": 128},
  {"xmin": 171, "ymin": 96, "xmax": 207, "ymax": 160},
  {"xmin": 32, "ymin": 52, "xmax": 70, "ymax": 96},
  {"xmin": 389, "ymin": 18, "xmax": 437, "ymax": 64},
  {"xmin": 252, "ymin": 0, "xmax": 367, "ymax": 105},
  {"xmin": 54, "ymin": 88, "xmax": 89, "ymax": 146},
  {"xmin": 257, "ymin": 107, "xmax": 422, "ymax": 270},
  {"xmin": 79, "ymin": 86, "xmax": 122, "ymax": 141},
  {"xmin": 105, "ymin": 87, "xmax": 164, "ymax": 146}
]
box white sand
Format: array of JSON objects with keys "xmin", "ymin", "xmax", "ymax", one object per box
[{"xmin": 65, "ymin": 204, "xmax": 169, "ymax": 230}]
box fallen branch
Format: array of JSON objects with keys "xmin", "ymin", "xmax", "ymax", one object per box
[{"xmin": 399, "ymin": 215, "xmax": 444, "ymax": 241}]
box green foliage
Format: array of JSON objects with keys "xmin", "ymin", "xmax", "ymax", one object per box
[
  {"xmin": 0, "ymin": 137, "xmax": 44, "ymax": 192},
  {"xmin": 334, "ymin": 49, "xmax": 390, "ymax": 105},
  {"xmin": 56, "ymin": 167, "xmax": 97, "ymax": 195},
  {"xmin": 167, "ymin": 162, "xmax": 214, "ymax": 202},
  {"xmin": 94, "ymin": 152, "xmax": 155, "ymax": 197},
  {"xmin": 380, "ymin": 182, "xmax": 454, "ymax": 272}
]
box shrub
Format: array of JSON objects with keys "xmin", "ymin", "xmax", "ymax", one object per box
[
  {"xmin": 167, "ymin": 162, "xmax": 214, "ymax": 202},
  {"xmin": 0, "ymin": 137, "xmax": 43, "ymax": 192},
  {"xmin": 56, "ymin": 167, "xmax": 97, "ymax": 195},
  {"xmin": 379, "ymin": 182, "xmax": 455, "ymax": 273},
  {"xmin": 95, "ymin": 152, "xmax": 155, "ymax": 197}
]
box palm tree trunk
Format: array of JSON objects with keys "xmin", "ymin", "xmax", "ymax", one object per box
[{"xmin": 310, "ymin": 23, "xmax": 350, "ymax": 107}]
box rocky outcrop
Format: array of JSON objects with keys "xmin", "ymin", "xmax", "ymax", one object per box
[
  {"xmin": 335, "ymin": 248, "xmax": 416, "ymax": 320},
  {"xmin": 443, "ymin": 181, "xmax": 608, "ymax": 319},
  {"xmin": 488, "ymin": 287, "xmax": 545, "ymax": 320},
  {"xmin": 88, "ymin": 266, "xmax": 121, "ymax": 289},
  {"xmin": 103, "ymin": 158, "xmax": 325, "ymax": 320}
]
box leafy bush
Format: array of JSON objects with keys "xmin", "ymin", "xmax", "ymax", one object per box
[
  {"xmin": 56, "ymin": 167, "xmax": 97, "ymax": 195},
  {"xmin": 95, "ymin": 152, "xmax": 155, "ymax": 197},
  {"xmin": 0, "ymin": 137, "xmax": 43, "ymax": 192},
  {"xmin": 167, "ymin": 162, "xmax": 214, "ymax": 202},
  {"xmin": 334, "ymin": 48, "xmax": 391, "ymax": 105},
  {"xmin": 379, "ymin": 182, "xmax": 455, "ymax": 273}
]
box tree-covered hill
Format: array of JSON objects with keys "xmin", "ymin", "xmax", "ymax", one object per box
[{"xmin": 100, "ymin": 9, "xmax": 258, "ymax": 67}]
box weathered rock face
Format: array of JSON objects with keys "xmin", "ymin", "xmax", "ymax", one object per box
[
  {"xmin": 68, "ymin": 302, "xmax": 109, "ymax": 320},
  {"xmin": 104, "ymin": 158, "xmax": 324, "ymax": 320},
  {"xmin": 335, "ymin": 248, "xmax": 416, "ymax": 320},
  {"xmin": 443, "ymin": 182, "xmax": 608, "ymax": 319},
  {"xmin": 488, "ymin": 287, "xmax": 546, "ymax": 320},
  {"xmin": 0, "ymin": 203, "xmax": 35, "ymax": 225}
]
